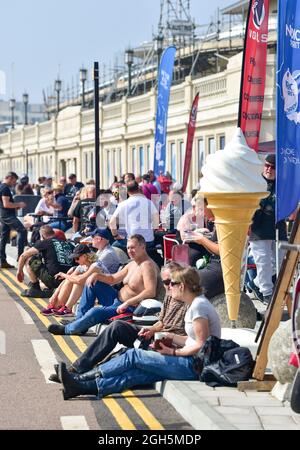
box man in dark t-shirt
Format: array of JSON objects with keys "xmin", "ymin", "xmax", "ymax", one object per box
[
  {"xmin": 0, "ymin": 172, "xmax": 27, "ymax": 268},
  {"xmin": 17, "ymin": 225, "xmax": 75, "ymax": 297},
  {"xmin": 64, "ymin": 174, "xmax": 84, "ymax": 198}
]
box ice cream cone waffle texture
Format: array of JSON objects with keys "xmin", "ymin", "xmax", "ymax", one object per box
[
  {"xmin": 202, "ymin": 192, "xmax": 268, "ymax": 320},
  {"xmin": 199, "ymin": 128, "xmax": 269, "ymax": 321}
]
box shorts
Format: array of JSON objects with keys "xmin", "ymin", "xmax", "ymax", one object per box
[{"xmin": 29, "ymin": 256, "xmax": 61, "ymax": 290}]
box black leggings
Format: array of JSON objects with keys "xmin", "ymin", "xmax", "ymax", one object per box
[{"xmin": 198, "ymin": 259, "xmax": 224, "ymax": 299}]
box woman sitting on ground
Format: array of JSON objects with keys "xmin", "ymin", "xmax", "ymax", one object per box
[
  {"xmin": 41, "ymin": 244, "xmax": 107, "ymax": 317},
  {"xmin": 57, "ymin": 266, "xmax": 221, "ymax": 400}
]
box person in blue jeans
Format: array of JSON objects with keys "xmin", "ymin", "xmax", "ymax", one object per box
[
  {"xmin": 48, "ymin": 234, "xmax": 163, "ymax": 336},
  {"xmin": 57, "ymin": 266, "xmax": 221, "ymax": 400}
]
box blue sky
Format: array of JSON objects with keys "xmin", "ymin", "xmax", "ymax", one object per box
[{"xmin": 0, "ymin": 0, "xmax": 232, "ymax": 104}]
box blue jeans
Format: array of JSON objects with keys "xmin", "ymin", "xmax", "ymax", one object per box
[
  {"xmin": 64, "ymin": 281, "xmax": 133, "ymax": 335},
  {"xmin": 0, "ymin": 215, "xmax": 27, "ymax": 260},
  {"xmin": 94, "ymin": 348, "xmax": 198, "ymax": 397},
  {"xmin": 49, "ymin": 220, "xmax": 72, "ymax": 232}
]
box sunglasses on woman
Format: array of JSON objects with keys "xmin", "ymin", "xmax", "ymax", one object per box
[{"xmin": 170, "ymin": 280, "xmax": 181, "ymax": 287}]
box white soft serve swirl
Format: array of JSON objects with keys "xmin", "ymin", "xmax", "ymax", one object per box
[{"xmin": 200, "ymin": 128, "xmax": 267, "ymax": 193}]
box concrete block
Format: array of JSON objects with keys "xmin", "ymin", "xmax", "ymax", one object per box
[
  {"xmin": 220, "ymin": 396, "xmax": 282, "ymax": 407},
  {"xmin": 260, "ymin": 415, "xmax": 296, "ymax": 426},
  {"xmin": 268, "ymin": 320, "xmax": 297, "ymax": 384},
  {"xmin": 271, "ymin": 382, "xmax": 291, "ymax": 402},
  {"xmin": 216, "ymin": 406, "xmax": 255, "ymax": 415},
  {"xmin": 225, "ymin": 414, "xmax": 261, "ymax": 425},
  {"xmin": 156, "ymin": 381, "xmax": 236, "ymax": 430},
  {"xmin": 263, "ymin": 424, "xmax": 300, "ymax": 430},
  {"xmin": 236, "ymin": 424, "xmax": 264, "ymax": 430},
  {"xmin": 255, "ymin": 406, "xmax": 295, "ymax": 416}
]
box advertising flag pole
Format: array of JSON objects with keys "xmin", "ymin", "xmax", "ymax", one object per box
[{"xmin": 237, "ymin": 0, "xmax": 252, "ymax": 128}]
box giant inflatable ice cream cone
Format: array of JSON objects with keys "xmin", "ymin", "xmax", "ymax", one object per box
[{"xmin": 200, "ymin": 128, "xmax": 268, "ymax": 322}]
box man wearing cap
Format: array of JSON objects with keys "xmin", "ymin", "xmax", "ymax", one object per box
[
  {"xmin": 88, "ymin": 228, "xmax": 121, "ymax": 274},
  {"xmin": 17, "ymin": 225, "xmax": 75, "ymax": 297},
  {"xmin": 0, "ymin": 172, "xmax": 27, "ymax": 268},
  {"xmin": 64, "ymin": 174, "xmax": 84, "ymax": 198},
  {"xmin": 15, "ymin": 174, "xmax": 34, "ymax": 195},
  {"xmin": 248, "ymin": 154, "xmax": 287, "ymax": 305}
]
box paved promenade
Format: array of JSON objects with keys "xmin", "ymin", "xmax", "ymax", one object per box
[{"xmin": 4, "ymin": 245, "xmax": 300, "ymax": 430}]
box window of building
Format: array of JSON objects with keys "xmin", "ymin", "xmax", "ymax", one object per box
[
  {"xmin": 208, "ymin": 137, "xmax": 216, "ymax": 154},
  {"xmin": 179, "ymin": 140, "xmax": 185, "ymax": 182},
  {"xmin": 90, "ymin": 152, "xmax": 94, "ymax": 179},
  {"xmin": 118, "ymin": 148, "xmax": 122, "ymax": 178},
  {"xmin": 139, "ymin": 145, "xmax": 145, "ymax": 175},
  {"xmin": 85, "ymin": 153, "xmax": 89, "ymax": 178},
  {"xmin": 170, "ymin": 142, "xmax": 176, "ymax": 181},
  {"xmin": 132, "ymin": 146, "xmax": 136, "ymax": 173},
  {"xmin": 147, "ymin": 144, "xmax": 151, "ymax": 171},
  {"xmin": 219, "ymin": 135, "xmax": 225, "ymax": 150},
  {"xmin": 198, "ymin": 138, "xmax": 205, "ymax": 175},
  {"xmin": 106, "ymin": 150, "xmax": 111, "ymax": 186}
]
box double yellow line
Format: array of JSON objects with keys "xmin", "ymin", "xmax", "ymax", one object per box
[{"xmin": 0, "ymin": 269, "xmax": 164, "ymax": 430}]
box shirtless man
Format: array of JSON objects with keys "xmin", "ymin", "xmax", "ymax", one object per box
[{"xmin": 48, "ymin": 234, "xmax": 163, "ymax": 335}]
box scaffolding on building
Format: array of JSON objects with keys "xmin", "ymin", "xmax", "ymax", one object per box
[{"xmin": 43, "ymin": 0, "xmax": 277, "ymax": 118}]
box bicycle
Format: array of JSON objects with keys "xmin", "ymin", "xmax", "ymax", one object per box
[{"xmin": 278, "ymin": 242, "xmax": 300, "ymax": 413}]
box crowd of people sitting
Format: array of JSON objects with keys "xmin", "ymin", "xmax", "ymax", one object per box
[{"xmin": 0, "ymin": 155, "xmax": 289, "ymax": 401}]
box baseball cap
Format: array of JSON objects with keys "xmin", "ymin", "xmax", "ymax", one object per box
[
  {"xmin": 265, "ymin": 154, "xmax": 275, "ymax": 167},
  {"xmin": 70, "ymin": 244, "xmax": 92, "ymax": 259},
  {"xmin": 89, "ymin": 228, "xmax": 111, "ymax": 241},
  {"xmin": 20, "ymin": 174, "xmax": 29, "ymax": 183}
]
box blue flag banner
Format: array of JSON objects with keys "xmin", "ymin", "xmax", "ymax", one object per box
[
  {"xmin": 276, "ymin": 0, "xmax": 300, "ymax": 221},
  {"xmin": 153, "ymin": 46, "xmax": 176, "ymax": 177}
]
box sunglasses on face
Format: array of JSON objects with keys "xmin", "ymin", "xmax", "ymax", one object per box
[
  {"xmin": 170, "ymin": 280, "xmax": 181, "ymax": 287},
  {"xmin": 162, "ymin": 279, "xmax": 171, "ymax": 286},
  {"xmin": 264, "ymin": 163, "xmax": 275, "ymax": 170}
]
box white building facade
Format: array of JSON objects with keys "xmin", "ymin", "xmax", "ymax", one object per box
[{"xmin": 0, "ymin": 49, "xmax": 276, "ymax": 192}]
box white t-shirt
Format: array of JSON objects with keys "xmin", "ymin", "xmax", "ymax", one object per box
[
  {"xmin": 111, "ymin": 194, "xmax": 158, "ymax": 242},
  {"xmin": 34, "ymin": 199, "xmax": 54, "ymax": 223},
  {"xmin": 184, "ymin": 295, "xmax": 221, "ymax": 353}
]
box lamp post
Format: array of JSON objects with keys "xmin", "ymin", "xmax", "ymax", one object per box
[
  {"xmin": 9, "ymin": 98, "xmax": 16, "ymax": 129},
  {"xmin": 23, "ymin": 92, "xmax": 29, "ymax": 125},
  {"xmin": 154, "ymin": 34, "xmax": 164, "ymax": 75},
  {"xmin": 24, "ymin": 148, "xmax": 28, "ymax": 174},
  {"xmin": 55, "ymin": 78, "xmax": 62, "ymax": 115},
  {"xmin": 125, "ymin": 48, "xmax": 134, "ymax": 96},
  {"xmin": 80, "ymin": 67, "xmax": 88, "ymax": 108}
]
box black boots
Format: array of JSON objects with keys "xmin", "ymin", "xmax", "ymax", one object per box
[
  {"xmin": 74, "ymin": 366, "xmax": 102, "ymax": 381},
  {"xmin": 49, "ymin": 363, "xmax": 101, "ymax": 384},
  {"xmin": 48, "ymin": 324, "xmax": 66, "ymax": 335},
  {"xmin": 59, "ymin": 362, "xmax": 98, "ymax": 400}
]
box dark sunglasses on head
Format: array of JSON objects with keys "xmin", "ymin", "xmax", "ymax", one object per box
[
  {"xmin": 264, "ymin": 163, "xmax": 275, "ymax": 170},
  {"xmin": 162, "ymin": 279, "xmax": 171, "ymax": 286},
  {"xmin": 170, "ymin": 280, "xmax": 180, "ymax": 287}
]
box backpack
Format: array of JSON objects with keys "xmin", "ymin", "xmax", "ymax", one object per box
[{"xmin": 200, "ymin": 346, "xmax": 254, "ymax": 387}]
